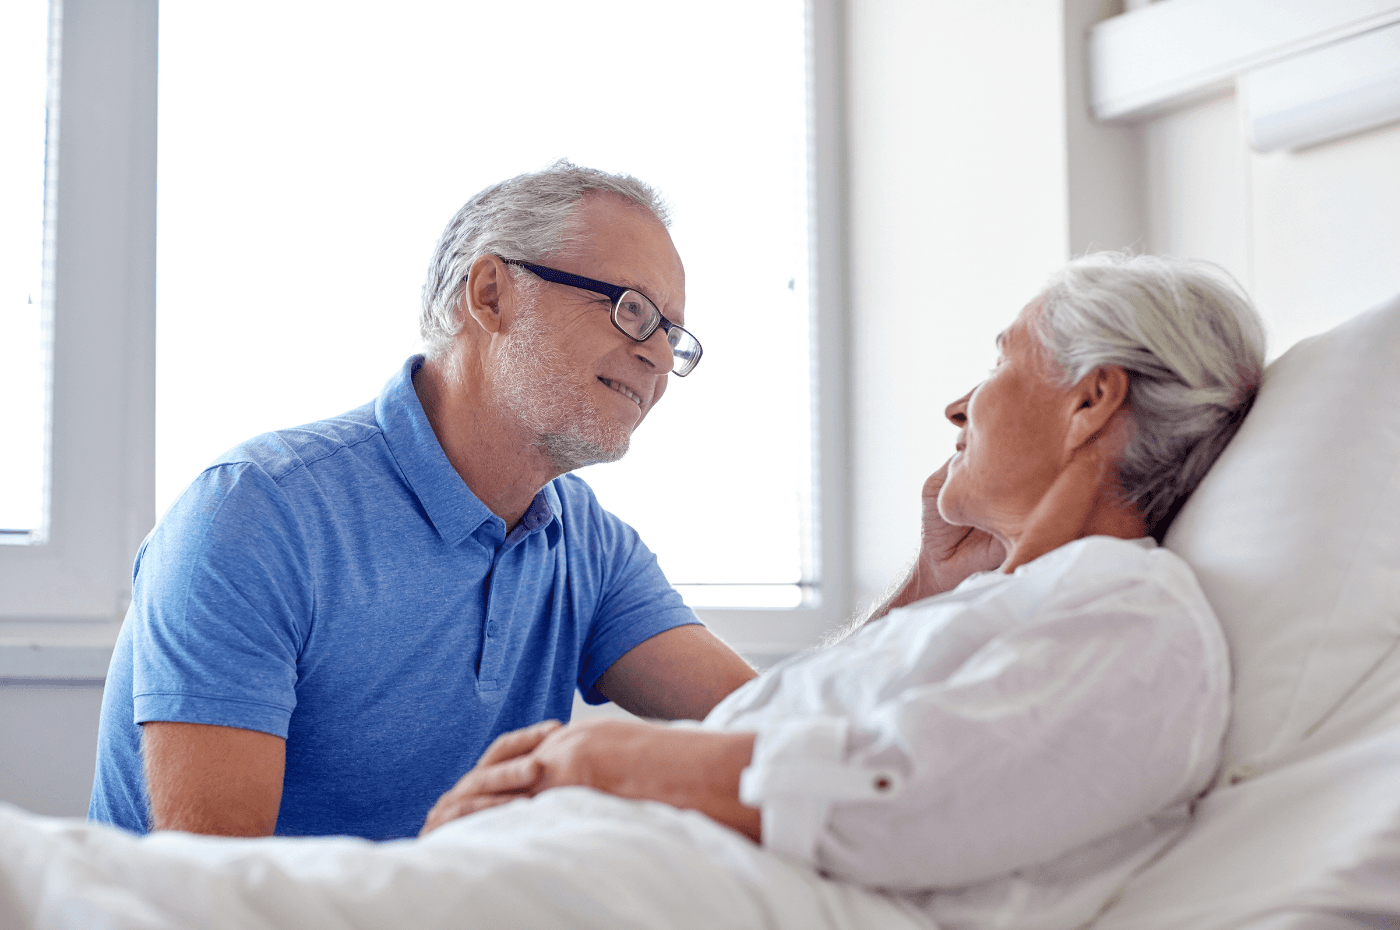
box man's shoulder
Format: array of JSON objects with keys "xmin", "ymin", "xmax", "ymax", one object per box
[
  {"xmin": 548, "ymin": 473, "xmax": 660, "ymax": 565},
  {"xmin": 549, "ymin": 474, "xmax": 631, "ymax": 536},
  {"xmin": 210, "ymin": 401, "xmax": 382, "ymax": 483}
]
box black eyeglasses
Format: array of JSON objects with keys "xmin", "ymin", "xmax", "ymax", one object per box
[{"xmin": 499, "ymin": 258, "xmax": 703, "ymax": 377}]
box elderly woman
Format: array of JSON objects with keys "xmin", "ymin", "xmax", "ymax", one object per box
[{"xmin": 423, "ymin": 252, "xmax": 1267, "ymax": 930}]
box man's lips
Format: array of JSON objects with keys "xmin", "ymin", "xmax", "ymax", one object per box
[{"xmin": 598, "ymin": 376, "xmax": 644, "ymax": 408}]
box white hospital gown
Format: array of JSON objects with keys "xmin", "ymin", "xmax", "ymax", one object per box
[{"xmin": 703, "ymin": 535, "xmax": 1230, "ymax": 930}]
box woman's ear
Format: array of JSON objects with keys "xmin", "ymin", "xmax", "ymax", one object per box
[
  {"xmin": 462, "ymin": 255, "xmax": 509, "ymax": 336},
  {"xmin": 1065, "ymin": 365, "xmax": 1130, "ymax": 453}
]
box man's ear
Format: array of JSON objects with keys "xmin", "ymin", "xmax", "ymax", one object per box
[
  {"xmin": 461, "ymin": 255, "xmax": 510, "ymax": 336},
  {"xmin": 1065, "ymin": 365, "xmax": 1130, "ymax": 453}
]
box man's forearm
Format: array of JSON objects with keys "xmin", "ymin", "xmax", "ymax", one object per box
[{"xmin": 595, "ymin": 625, "xmax": 758, "ymax": 721}]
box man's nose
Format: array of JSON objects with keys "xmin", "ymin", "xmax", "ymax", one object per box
[
  {"xmin": 945, "ymin": 389, "xmax": 972, "ymax": 427},
  {"xmin": 636, "ymin": 328, "xmax": 675, "ymax": 375}
]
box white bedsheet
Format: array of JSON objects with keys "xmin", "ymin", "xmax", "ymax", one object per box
[{"xmin": 0, "ymin": 787, "xmax": 933, "ymax": 930}]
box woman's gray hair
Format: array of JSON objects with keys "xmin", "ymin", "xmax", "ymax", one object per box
[
  {"xmin": 419, "ymin": 159, "xmax": 671, "ymax": 359},
  {"xmin": 1034, "ymin": 251, "xmax": 1267, "ymax": 538}
]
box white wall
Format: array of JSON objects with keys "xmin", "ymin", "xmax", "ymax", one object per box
[
  {"xmin": 0, "ymin": 681, "xmax": 104, "ymax": 816},
  {"xmin": 1144, "ymin": 93, "xmax": 1400, "ymax": 358},
  {"xmin": 846, "ymin": 0, "xmax": 1070, "ymax": 606}
]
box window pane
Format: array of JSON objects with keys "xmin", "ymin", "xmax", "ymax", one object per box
[
  {"xmin": 157, "ymin": 0, "xmax": 813, "ymax": 604},
  {"xmin": 0, "ymin": 0, "xmax": 56, "ymax": 543}
]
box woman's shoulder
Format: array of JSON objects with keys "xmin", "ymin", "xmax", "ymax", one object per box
[
  {"xmin": 1015, "ymin": 536, "xmax": 1220, "ymax": 638},
  {"xmin": 1029, "ymin": 535, "xmax": 1198, "ymax": 586}
]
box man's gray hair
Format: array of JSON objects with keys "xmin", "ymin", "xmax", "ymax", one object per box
[
  {"xmin": 419, "ymin": 159, "xmax": 671, "ymax": 359},
  {"xmin": 1034, "ymin": 251, "xmax": 1267, "ymax": 537}
]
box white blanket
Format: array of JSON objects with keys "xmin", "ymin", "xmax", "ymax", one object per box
[{"xmin": 0, "ymin": 788, "xmax": 932, "ymax": 930}]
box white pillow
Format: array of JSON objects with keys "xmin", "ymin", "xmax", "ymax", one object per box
[
  {"xmin": 1165, "ymin": 291, "xmax": 1400, "ymax": 780},
  {"xmin": 1092, "ymin": 719, "xmax": 1400, "ymax": 930}
]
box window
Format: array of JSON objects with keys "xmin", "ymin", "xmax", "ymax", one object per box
[
  {"xmin": 1, "ymin": 0, "xmax": 846, "ymax": 674},
  {"xmin": 157, "ymin": 0, "xmax": 849, "ymax": 652}
]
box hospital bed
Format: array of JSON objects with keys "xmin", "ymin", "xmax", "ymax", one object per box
[{"xmin": 1, "ymin": 292, "xmax": 1398, "ymax": 929}]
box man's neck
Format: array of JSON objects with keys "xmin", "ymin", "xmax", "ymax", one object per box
[{"xmin": 413, "ymin": 355, "xmax": 561, "ymax": 531}]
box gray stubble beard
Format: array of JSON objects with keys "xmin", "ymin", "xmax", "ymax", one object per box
[{"xmin": 493, "ymin": 302, "xmax": 632, "ymax": 474}]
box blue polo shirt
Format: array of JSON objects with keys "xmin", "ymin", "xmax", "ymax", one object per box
[{"xmin": 90, "ymin": 356, "xmax": 698, "ymax": 839}]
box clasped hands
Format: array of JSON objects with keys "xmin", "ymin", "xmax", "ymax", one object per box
[{"xmin": 421, "ymin": 718, "xmax": 760, "ymax": 841}]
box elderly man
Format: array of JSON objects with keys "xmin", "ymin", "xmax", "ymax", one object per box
[
  {"xmin": 421, "ymin": 252, "xmax": 1267, "ymax": 930},
  {"xmin": 89, "ymin": 162, "xmax": 756, "ymax": 840}
]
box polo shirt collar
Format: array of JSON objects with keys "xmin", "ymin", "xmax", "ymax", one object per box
[{"xmin": 376, "ymin": 355, "xmax": 561, "ymax": 548}]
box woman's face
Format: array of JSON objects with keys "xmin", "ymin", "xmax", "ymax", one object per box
[{"xmin": 938, "ymin": 299, "xmax": 1081, "ymax": 540}]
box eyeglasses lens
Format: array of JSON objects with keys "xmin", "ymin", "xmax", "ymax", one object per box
[
  {"xmin": 612, "ymin": 289, "xmax": 701, "ymax": 376},
  {"xmin": 613, "ymin": 291, "xmax": 655, "ymax": 339},
  {"xmin": 667, "ymin": 329, "xmax": 701, "ymax": 376}
]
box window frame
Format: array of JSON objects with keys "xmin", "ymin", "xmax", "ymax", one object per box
[
  {"xmin": 694, "ymin": 0, "xmax": 853, "ymax": 663},
  {"xmin": 0, "ymin": 0, "xmax": 157, "ymax": 677}
]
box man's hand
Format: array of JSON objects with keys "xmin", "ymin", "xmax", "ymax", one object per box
[
  {"xmin": 422, "ymin": 719, "xmax": 760, "ymax": 842},
  {"xmin": 421, "ymin": 720, "xmax": 561, "ymax": 834},
  {"xmin": 142, "ymin": 721, "xmax": 285, "ymax": 836}
]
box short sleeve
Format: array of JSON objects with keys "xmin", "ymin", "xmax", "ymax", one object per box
[
  {"xmin": 568, "ymin": 488, "xmax": 699, "ymax": 704},
  {"xmin": 130, "ymin": 462, "xmax": 312, "ymax": 738}
]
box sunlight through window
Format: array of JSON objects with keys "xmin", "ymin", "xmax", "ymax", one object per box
[{"xmin": 158, "ymin": 0, "xmax": 814, "ymax": 607}]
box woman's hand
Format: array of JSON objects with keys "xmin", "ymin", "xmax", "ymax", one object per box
[
  {"xmin": 845, "ymin": 458, "xmax": 1007, "ymax": 633},
  {"xmin": 917, "ymin": 459, "xmax": 1008, "ymax": 591}
]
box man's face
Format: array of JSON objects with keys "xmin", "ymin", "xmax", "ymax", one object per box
[
  {"xmin": 492, "ymin": 193, "xmax": 687, "ymax": 472},
  {"xmin": 938, "ymin": 299, "xmax": 1079, "ymax": 539}
]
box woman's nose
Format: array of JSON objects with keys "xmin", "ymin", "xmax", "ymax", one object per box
[{"xmin": 945, "ymin": 389, "xmax": 972, "ymax": 427}]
